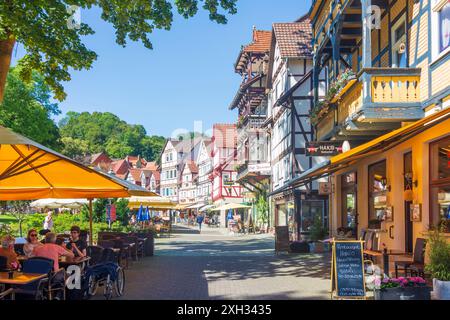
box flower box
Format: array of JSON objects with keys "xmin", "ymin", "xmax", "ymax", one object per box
[{"xmin": 374, "ymin": 286, "xmax": 431, "ymax": 300}]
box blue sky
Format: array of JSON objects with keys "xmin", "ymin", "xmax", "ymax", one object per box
[{"xmin": 12, "ymin": 0, "xmax": 312, "ymax": 138}]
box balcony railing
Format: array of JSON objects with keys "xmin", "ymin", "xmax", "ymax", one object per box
[{"xmin": 316, "ymin": 68, "xmax": 423, "ymax": 140}]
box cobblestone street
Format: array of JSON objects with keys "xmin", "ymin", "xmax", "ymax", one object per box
[{"xmin": 113, "ymin": 225, "xmax": 331, "ymax": 300}]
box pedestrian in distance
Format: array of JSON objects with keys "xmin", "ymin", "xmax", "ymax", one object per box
[
  {"xmin": 196, "ymin": 214, "xmax": 204, "ymax": 233},
  {"xmin": 43, "ymin": 211, "xmax": 53, "ymax": 231}
]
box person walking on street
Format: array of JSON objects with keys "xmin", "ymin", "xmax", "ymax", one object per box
[
  {"xmin": 43, "ymin": 211, "xmax": 53, "ymax": 231},
  {"xmin": 196, "ymin": 213, "xmax": 204, "ymax": 233}
]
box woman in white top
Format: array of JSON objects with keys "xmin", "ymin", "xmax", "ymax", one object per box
[
  {"xmin": 23, "ymin": 229, "xmax": 43, "ymax": 257},
  {"xmin": 43, "ymin": 211, "xmax": 53, "ymax": 230}
]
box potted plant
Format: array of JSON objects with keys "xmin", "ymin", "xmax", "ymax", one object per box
[
  {"xmin": 425, "ymin": 227, "xmax": 450, "ymax": 300},
  {"xmin": 308, "ymin": 215, "xmax": 328, "ymax": 253},
  {"xmin": 377, "ymin": 277, "xmax": 431, "ymax": 300},
  {"xmin": 369, "ymin": 276, "xmax": 431, "ymax": 300}
]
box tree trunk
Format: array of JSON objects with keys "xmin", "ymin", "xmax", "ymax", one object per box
[{"xmin": 0, "ymin": 36, "xmax": 16, "ymax": 104}]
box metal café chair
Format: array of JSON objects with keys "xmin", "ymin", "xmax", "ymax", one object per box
[{"xmin": 13, "ymin": 257, "xmax": 59, "ymax": 300}]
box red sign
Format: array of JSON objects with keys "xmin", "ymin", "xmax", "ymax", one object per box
[{"xmin": 110, "ymin": 204, "xmax": 116, "ymax": 222}]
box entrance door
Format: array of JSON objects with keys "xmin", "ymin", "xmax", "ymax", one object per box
[
  {"xmin": 404, "ymin": 152, "xmax": 414, "ymax": 253},
  {"xmin": 341, "ymin": 172, "xmax": 358, "ymax": 238}
]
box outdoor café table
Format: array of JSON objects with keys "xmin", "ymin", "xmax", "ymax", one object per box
[
  {"xmin": 17, "ymin": 255, "xmax": 91, "ymax": 270},
  {"xmin": 58, "ymin": 256, "xmax": 91, "ymax": 270},
  {"xmin": 0, "ymin": 271, "xmax": 47, "ymax": 286},
  {"xmin": 381, "ymin": 249, "xmax": 412, "ymax": 277}
]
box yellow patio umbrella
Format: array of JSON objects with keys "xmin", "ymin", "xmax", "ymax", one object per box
[
  {"xmin": 0, "ymin": 125, "xmax": 156, "ymax": 244},
  {"xmin": 127, "ymin": 196, "xmax": 176, "ymax": 210}
]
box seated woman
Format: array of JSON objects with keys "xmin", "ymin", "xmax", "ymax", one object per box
[
  {"xmin": 0, "ymin": 235, "xmax": 19, "ymax": 270},
  {"xmin": 23, "ymin": 229, "xmax": 43, "ymax": 257}
]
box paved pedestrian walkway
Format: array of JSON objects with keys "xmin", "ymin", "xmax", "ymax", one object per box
[{"xmin": 102, "ymin": 225, "xmax": 332, "ymax": 300}]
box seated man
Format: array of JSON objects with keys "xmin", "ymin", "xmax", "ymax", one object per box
[
  {"xmin": 34, "ymin": 232, "xmax": 74, "ymax": 271},
  {"xmin": 0, "ymin": 235, "xmax": 19, "ymax": 270},
  {"xmin": 65, "ymin": 226, "xmax": 87, "ymax": 258}
]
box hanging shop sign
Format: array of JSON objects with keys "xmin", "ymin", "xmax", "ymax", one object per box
[
  {"xmin": 306, "ymin": 142, "xmax": 344, "ymax": 156},
  {"xmin": 318, "ymin": 182, "xmax": 332, "ymax": 195},
  {"xmin": 248, "ymin": 163, "xmax": 271, "ymax": 175}
]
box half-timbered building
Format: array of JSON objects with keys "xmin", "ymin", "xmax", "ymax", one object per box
[
  {"xmin": 230, "ymin": 28, "xmax": 272, "ymax": 210},
  {"xmin": 265, "ymin": 15, "xmax": 329, "ymax": 240}
]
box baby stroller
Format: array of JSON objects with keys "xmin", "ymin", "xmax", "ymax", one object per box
[{"xmin": 80, "ymin": 246, "xmax": 125, "ymax": 300}]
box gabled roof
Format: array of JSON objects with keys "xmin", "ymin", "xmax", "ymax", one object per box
[
  {"xmin": 243, "ymin": 29, "xmax": 272, "ymax": 53},
  {"xmin": 128, "ymin": 168, "xmax": 142, "ymax": 183},
  {"xmin": 111, "ymin": 159, "xmax": 130, "ymax": 175},
  {"xmin": 145, "ymin": 161, "xmax": 158, "ymax": 170},
  {"xmin": 272, "ymin": 16, "xmax": 312, "ymax": 58},
  {"xmin": 91, "ymin": 152, "xmax": 112, "ymax": 166},
  {"xmin": 235, "ymin": 28, "xmax": 272, "ymax": 73},
  {"xmin": 212, "ymin": 124, "xmax": 237, "ymax": 150},
  {"xmin": 150, "ymin": 171, "xmax": 160, "ymax": 181}
]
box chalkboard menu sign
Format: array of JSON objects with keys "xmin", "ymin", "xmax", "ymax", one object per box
[
  {"xmin": 275, "ymin": 226, "xmax": 290, "ymax": 253},
  {"xmin": 331, "ymin": 240, "xmax": 366, "ymax": 298}
]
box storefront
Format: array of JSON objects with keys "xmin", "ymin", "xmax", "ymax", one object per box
[
  {"xmin": 288, "ymin": 108, "xmax": 450, "ymax": 251},
  {"xmin": 272, "ymin": 189, "xmax": 327, "ymax": 241}
]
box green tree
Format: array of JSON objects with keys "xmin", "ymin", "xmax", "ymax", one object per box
[
  {"xmin": 60, "ymin": 136, "xmax": 89, "ymax": 159},
  {"xmin": 0, "ymin": 0, "xmax": 238, "ymax": 103},
  {"xmin": 59, "ymin": 111, "xmax": 165, "ymax": 161},
  {"xmin": 256, "ymin": 192, "xmax": 269, "ymax": 230},
  {"xmin": 7, "ymin": 200, "xmax": 31, "ymax": 238},
  {"xmin": 0, "ymin": 67, "xmax": 62, "ymax": 150}
]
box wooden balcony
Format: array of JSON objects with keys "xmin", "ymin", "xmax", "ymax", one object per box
[
  {"xmin": 237, "ymin": 114, "xmax": 266, "ymax": 143},
  {"xmin": 316, "ymin": 68, "xmax": 423, "ymax": 141}
]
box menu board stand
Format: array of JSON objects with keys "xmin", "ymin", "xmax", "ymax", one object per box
[
  {"xmin": 330, "ymin": 239, "xmax": 367, "ymax": 300},
  {"xmin": 275, "ymin": 226, "xmax": 290, "ymax": 254}
]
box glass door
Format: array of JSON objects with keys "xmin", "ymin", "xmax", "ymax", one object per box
[
  {"xmin": 341, "ymin": 172, "xmax": 358, "ymax": 238},
  {"xmin": 404, "ymin": 152, "xmax": 414, "ymax": 253}
]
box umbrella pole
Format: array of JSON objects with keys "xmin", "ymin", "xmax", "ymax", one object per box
[{"xmin": 89, "ymin": 199, "xmax": 93, "ymax": 246}]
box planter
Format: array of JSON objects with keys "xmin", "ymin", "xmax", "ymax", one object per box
[
  {"xmin": 290, "ymin": 241, "xmax": 310, "ymax": 253},
  {"xmin": 433, "ymin": 279, "xmax": 450, "ymax": 300},
  {"xmin": 374, "ymin": 286, "xmax": 431, "ymax": 300},
  {"xmin": 308, "ymin": 241, "xmax": 325, "ymax": 253}
]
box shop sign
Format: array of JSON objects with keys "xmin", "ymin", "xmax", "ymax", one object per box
[
  {"xmin": 318, "ymin": 182, "xmax": 331, "ymax": 195},
  {"xmin": 248, "ymin": 163, "xmax": 271, "ymax": 175},
  {"xmin": 306, "ymin": 142, "xmax": 343, "ymax": 156}
]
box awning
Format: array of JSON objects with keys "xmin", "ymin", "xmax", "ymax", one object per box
[
  {"xmin": 270, "ymin": 107, "xmax": 450, "ymax": 195},
  {"xmin": 211, "ymin": 203, "xmax": 251, "ymax": 211},
  {"xmin": 199, "ymin": 204, "xmax": 215, "ymax": 212},
  {"xmin": 186, "ymin": 203, "xmax": 206, "ymax": 209},
  {"xmin": 173, "ymin": 204, "xmax": 190, "ymax": 210}
]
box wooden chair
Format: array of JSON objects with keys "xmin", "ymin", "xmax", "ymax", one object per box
[{"xmin": 395, "ymin": 238, "xmax": 427, "ymax": 278}]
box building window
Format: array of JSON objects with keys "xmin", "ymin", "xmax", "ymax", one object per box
[
  {"xmin": 430, "ymin": 136, "xmax": 450, "ymax": 232},
  {"xmin": 391, "ymin": 14, "xmax": 407, "ymax": 68},
  {"xmin": 368, "ymin": 160, "xmax": 388, "ymax": 225},
  {"xmin": 439, "ymin": 2, "xmax": 450, "ymax": 53}
]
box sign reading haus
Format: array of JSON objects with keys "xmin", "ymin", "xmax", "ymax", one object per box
[{"xmin": 306, "ymin": 142, "xmax": 344, "ymax": 156}]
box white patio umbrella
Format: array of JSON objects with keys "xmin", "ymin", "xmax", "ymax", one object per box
[{"xmin": 30, "ymin": 198, "xmax": 89, "ymax": 209}]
